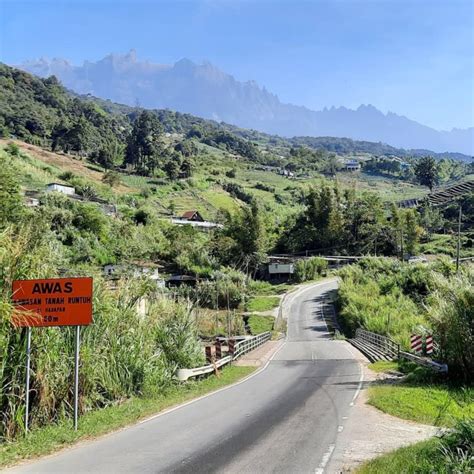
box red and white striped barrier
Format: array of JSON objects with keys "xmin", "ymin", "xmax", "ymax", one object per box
[
  {"xmin": 425, "ymin": 335, "xmax": 433, "ymax": 355},
  {"xmin": 410, "ymin": 334, "xmax": 423, "ymax": 354}
]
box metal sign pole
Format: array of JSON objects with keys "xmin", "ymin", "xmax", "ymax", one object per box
[
  {"xmin": 25, "ymin": 327, "xmax": 32, "ymax": 434},
  {"xmin": 73, "ymin": 325, "xmax": 80, "ymax": 431}
]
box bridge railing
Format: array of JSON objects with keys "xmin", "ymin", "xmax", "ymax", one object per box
[
  {"xmin": 176, "ymin": 331, "xmax": 271, "ymax": 381},
  {"xmin": 355, "ymin": 328, "xmax": 400, "ymax": 359}
]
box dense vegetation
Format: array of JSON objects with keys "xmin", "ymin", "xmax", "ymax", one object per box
[{"xmin": 337, "ymin": 258, "xmax": 473, "ymax": 379}]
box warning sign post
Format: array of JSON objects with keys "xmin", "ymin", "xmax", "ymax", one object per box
[{"xmin": 12, "ymin": 277, "xmax": 93, "ymax": 432}]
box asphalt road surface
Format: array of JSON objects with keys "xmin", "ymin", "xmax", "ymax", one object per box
[{"xmin": 9, "ymin": 279, "xmax": 363, "ymax": 474}]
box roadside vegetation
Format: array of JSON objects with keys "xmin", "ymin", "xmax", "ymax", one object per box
[
  {"xmin": 367, "ymin": 363, "xmax": 473, "ymax": 427},
  {"xmin": 358, "ymin": 420, "xmax": 473, "ymax": 474},
  {"xmin": 247, "ymin": 314, "xmax": 275, "ymax": 335},
  {"xmin": 337, "ymin": 257, "xmax": 473, "ymax": 380},
  {"xmin": 245, "ymin": 296, "xmax": 280, "ymax": 313},
  {"xmin": 341, "ymin": 261, "xmax": 474, "ymax": 473}
]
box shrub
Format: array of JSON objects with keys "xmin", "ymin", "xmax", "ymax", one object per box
[
  {"xmin": 438, "ymin": 419, "xmax": 474, "ymax": 471},
  {"xmin": 428, "ymin": 270, "xmax": 474, "ymax": 381},
  {"xmin": 5, "ymin": 142, "xmax": 20, "ymax": 156},
  {"xmin": 294, "ymin": 257, "xmax": 328, "ymax": 282}
]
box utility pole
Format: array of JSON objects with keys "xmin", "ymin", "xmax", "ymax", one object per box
[
  {"xmin": 456, "ymin": 205, "xmax": 462, "ymax": 274},
  {"xmin": 400, "ymin": 229, "xmax": 404, "ymax": 262}
]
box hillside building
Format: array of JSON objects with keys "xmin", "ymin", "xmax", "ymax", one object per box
[
  {"xmin": 344, "ymin": 160, "xmax": 361, "ymax": 172},
  {"xmin": 46, "ymin": 183, "xmax": 76, "ymax": 195},
  {"xmin": 171, "ymin": 210, "xmax": 223, "ymax": 231}
]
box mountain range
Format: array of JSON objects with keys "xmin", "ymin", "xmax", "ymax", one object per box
[{"xmin": 17, "ymin": 50, "xmax": 473, "ymax": 156}]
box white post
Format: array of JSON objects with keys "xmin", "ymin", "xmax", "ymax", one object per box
[
  {"xmin": 25, "ymin": 327, "xmax": 32, "ymax": 434},
  {"xmin": 73, "ymin": 326, "xmax": 80, "ymax": 431}
]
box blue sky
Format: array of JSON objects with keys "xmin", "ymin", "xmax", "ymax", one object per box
[{"xmin": 1, "ymin": 0, "xmax": 473, "ymax": 130}]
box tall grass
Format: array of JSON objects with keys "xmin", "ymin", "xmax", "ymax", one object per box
[
  {"xmin": 337, "ymin": 257, "xmax": 473, "ymax": 359},
  {"xmin": 0, "ymin": 224, "xmax": 203, "ymax": 441},
  {"xmin": 337, "ymin": 259, "xmax": 427, "ymax": 348}
]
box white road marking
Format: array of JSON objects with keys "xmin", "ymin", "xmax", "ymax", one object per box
[
  {"xmin": 337, "ymin": 425, "xmax": 344, "ymax": 432},
  {"xmin": 350, "ymin": 363, "xmax": 364, "ymax": 407},
  {"xmin": 315, "ymin": 443, "xmax": 335, "ymax": 474}
]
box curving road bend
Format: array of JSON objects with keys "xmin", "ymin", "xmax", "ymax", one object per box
[{"xmin": 8, "ymin": 279, "xmax": 363, "ymax": 474}]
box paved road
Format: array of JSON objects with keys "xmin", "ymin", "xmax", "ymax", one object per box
[{"xmin": 9, "ymin": 280, "xmax": 362, "ymax": 474}]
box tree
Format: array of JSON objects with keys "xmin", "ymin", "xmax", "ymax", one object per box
[
  {"xmin": 0, "ymin": 156, "xmax": 24, "ymax": 228},
  {"xmin": 180, "ymin": 157, "xmax": 194, "ymax": 178},
  {"xmin": 404, "ymin": 209, "xmax": 422, "ymax": 255},
  {"xmin": 174, "ymin": 140, "xmax": 197, "ymax": 157},
  {"xmin": 164, "ymin": 155, "xmax": 181, "ymax": 180},
  {"xmin": 96, "ymin": 138, "xmax": 125, "ymax": 168},
  {"xmin": 414, "ymin": 156, "xmax": 439, "ymax": 192},
  {"xmin": 224, "ymin": 201, "xmax": 268, "ymax": 274},
  {"xmin": 125, "ymin": 111, "xmax": 163, "ymax": 175},
  {"xmin": 63, "ymin": 117, "xmax": 94, "ymax": 156}
]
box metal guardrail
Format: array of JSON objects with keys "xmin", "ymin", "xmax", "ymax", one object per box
[
  {"xmin": 354, "ymin": 328, "xmax": 448, "ymax": 373},
  {"xmin": 355, "ymin": 328, "xmax": 400, "ymax": 359},
  {"xmin": 233, "ymin": 331, "xmax": 271, "ymax": 359},
  {"xmin": 176, "ymin": 356, "xmax": 232, "ymax": 382},
  {"xmin": 399, "ymin": 351, "xmax": 448, "ymax": 373},
  {"xmin": 176, "ymin": 331, "xmax": 271, "ymax": 381}
]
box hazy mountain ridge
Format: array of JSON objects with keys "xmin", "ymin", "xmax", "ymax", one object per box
[{"xmin": 18, "ymin": 51, "xmax": 474, "ymax": 155}]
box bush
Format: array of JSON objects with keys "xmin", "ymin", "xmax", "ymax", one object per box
[
  {"xmin": 5, "ymin": 142, "xmax": 20, "ymax": 156},
  {"xmin": 428, "ymin": 270, "xmax": 474, "ymax": 381},
  {"xmin": 294, "ymin": 257, "xmax": 328, "ymax": 282},
  {"xmin": 438, "ymin": 419, "xmax": 474, "ymax": 471}
]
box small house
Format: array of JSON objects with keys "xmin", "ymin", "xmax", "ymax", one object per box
[
  {"xmin": 268, "ymin": 263, "xmax": 295, "ymax": 279},
  {"xmin": 181, "ymin": 210, "xmax": 204, "ymax": 222},
  {"xmin": 103, "ymin": 264, "xmax": 124, "ymax": 278},
  {"xmin": 166, "ymin": 275, "xmax": 197, "ymax": 288},
  {"xmin": 25, "ymin": 197, "xmax": 39, "ymax": 207},
  {"xmin": 46, "ymin": 183, "xmax": 75, "ymax": 196},
  {"xmin": 344, "ymin": 160, "xmax": 361, "ymax": 172},
  {"xmin": 170, "ymin": 210, "xmax": 223, "ymax": 232}
]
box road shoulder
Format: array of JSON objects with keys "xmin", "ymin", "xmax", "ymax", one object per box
[{"xmin": 326, "ymin": 350, "xmax": 438, "ymax": 473}]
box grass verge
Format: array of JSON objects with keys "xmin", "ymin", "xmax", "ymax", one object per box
[
  {"xmin": 367, "ymin": 363, "xmax": 473, "ymax": 428},
  {"xmin": 248, "ymin": 314, "xmax": 275, "ymax": 334},
  {"xmin": 0, "ymin": 365, "xmax": 255, "ymax": 469},
  {"xmin": 358, "ymin": 437, "xmax": 445, "ymax": 473},
  {"xmin": 358, "ymin": 419, "xmax": 473, "ymax": 473},
  {"xmin": 368, "ymin": 384, "xmax": 473, "ymax": 427},
  {"xmin": 368, "ymin": 361, "xmax": 399, "ymax": 373},
  {"xmin": 246, "ymin": 296, "xmax": 280, "ymax": 312}
]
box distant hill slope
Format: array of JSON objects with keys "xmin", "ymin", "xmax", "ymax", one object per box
[
  {"xmin": 18, "ymin": 51, "xmax": 474, "ymax": 155},
  {"xmin": 0, "ymin": 63, "xmax": 470, "ymax": 164}
]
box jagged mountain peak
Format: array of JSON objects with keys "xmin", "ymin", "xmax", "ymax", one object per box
[{"xmin": 15, "ymin": 52, "xmax": 473, "ymax": 154}]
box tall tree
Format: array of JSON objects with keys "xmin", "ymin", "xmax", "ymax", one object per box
[
  {"xmin": 414, "ymin": 156, "xmax": 439, "ymax": 192},
  {"xmin": 225, "ymin": 200, "xmax": 268, "ymax": 274},
  {"xmin": 0, "ymin": 156, "xmax": 24, "ymax": 228},
  {"xmin": 125, "ymin": 111, "xmax": 163, "ymax": 175}
]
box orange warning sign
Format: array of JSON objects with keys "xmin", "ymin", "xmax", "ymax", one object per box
[{"xmin": 12, "ymin": 277, "xmax": 93, "ymax": 327}]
